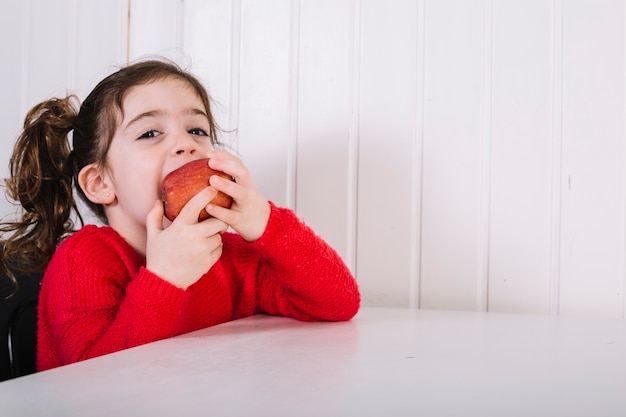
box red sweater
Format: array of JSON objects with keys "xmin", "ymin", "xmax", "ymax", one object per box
[{"xmin": 36, "ymin": 204, "xmax": 360, "ymax": 371}]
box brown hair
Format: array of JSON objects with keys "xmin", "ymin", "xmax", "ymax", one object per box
[{"xmin": 1, "ymin": 58, "xmax": 222, "ymax": 293}]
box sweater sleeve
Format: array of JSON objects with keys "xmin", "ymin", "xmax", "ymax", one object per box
[
  {"xmin": 37, "ymin": 226, "xmax": 186, "ymax": 369},
  {"xmin": 237, "ymin": 203, "xmax": 360, "ymax": 322}
]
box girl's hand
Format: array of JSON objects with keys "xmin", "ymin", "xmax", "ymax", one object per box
[
  {"xmin": 204, "ymin": 150, "xmax": 271, "ymax": 242},
  {"xmin": 145, "ymin": 188, "xmax": 229, "ymax": 289}
]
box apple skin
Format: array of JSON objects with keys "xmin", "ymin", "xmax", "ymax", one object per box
[{"xmin": 161, "ymin": 158, "xmax": 234, "ymax": 221}]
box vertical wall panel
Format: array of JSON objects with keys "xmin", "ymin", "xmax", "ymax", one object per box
[
  {"xmin": 487, "ymin": 0, "xmax": 553, "ymax": 314},
  {"xmin": 75, "ymin": 0, "xmax": 129, "ymax": 97},
  {"xmin": 549, "ymin": 0, "xmax": 565, "ymax": 316},
  {"xmin": 0, "ymin": 1, "xmax": 28, "ymax": 221},
  {"xmin": 0, "ymin": 1, "xmax": 27, "ymax": 181},
  {"xmin": 25, "ymin": 0, "xmax": 73, "ymax": 104},
  {"xmin": 237, "ymin": 0, "xmax": 292, "ymax": 208},
  {"xmin": 182, "ymin": 0, "xmax": 234, "ymax": 134},
  {"xmin": 129, "ymin": 0, "xmax": 181, "ymax": 62},
  {"xmin": 420, "ymin": 0, "xmax": 484, "ymax": 311},
  {"xmin": 559, "ymin": 0, "xmax": 625, "ymax": 318},
  {"xmin": 357, "ymin": 0, "xmax": 419, "ymax": 306},
  {"xmin": 296, "ymin": 0, "xmax": 354, "ymax": 264}
]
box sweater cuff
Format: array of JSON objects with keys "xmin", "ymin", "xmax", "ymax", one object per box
[
  {"xmin": 132, "ymin": 267, "xmax": 187, "ymax": 300},
  {"xmin": 125, "ymin": 267, "xmax": 187, "ymax": 335}
]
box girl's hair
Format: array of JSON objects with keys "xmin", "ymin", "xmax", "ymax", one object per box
[{"xmin": 1, "ymin": 58, "xmax": 221, "ymax": 292}]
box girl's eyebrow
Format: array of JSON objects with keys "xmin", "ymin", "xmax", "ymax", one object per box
[
  {"xmin": 123, "ymin": 107, "xmax": 208, "ymax": 130},
  {"xmin": 124, "ymin": 110, "xmax": 161, "ymax": 130}
]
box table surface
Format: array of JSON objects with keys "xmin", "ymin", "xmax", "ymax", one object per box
[{"xmin": 1, "ymin": 307, "xmax": 625, "ymax": 417}]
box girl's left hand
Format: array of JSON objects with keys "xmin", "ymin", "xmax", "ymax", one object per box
[{"xmin": 204, "ymin": 149, "xmax": 271, "ymax": 242}]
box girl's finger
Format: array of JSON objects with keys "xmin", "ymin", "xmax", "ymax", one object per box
[{"xmin": 174, "ymin": 187, "xmax": 218, "ymax": 224}]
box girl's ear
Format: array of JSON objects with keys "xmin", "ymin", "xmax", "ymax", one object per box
[{"xmin": 78, "ymin": 163, "xmax": 115, "ymax": 205}]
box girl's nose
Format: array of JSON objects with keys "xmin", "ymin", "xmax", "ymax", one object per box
[{"xmin": 172, "ymin": 132, "xmax": 197, "ymax": 156}]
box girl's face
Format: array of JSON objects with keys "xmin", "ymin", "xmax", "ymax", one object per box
[{"xmin": 102, "ymin": 77, "xmax": 215, "ymax": 251}]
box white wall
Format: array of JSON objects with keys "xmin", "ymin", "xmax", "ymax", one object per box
[{"xmin": 1, "ymin": 0, "xmax": 625, "ymax": 318}]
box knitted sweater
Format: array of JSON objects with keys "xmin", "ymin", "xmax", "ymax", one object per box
[{"xmin": 36, "ymin": 204, "xmax": 360, "ymax": 371}]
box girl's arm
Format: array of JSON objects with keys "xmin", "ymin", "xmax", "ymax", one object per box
[
  {"xmin": 229, "ymin": 203, "xmax": 361, "ymax": 322},
  {"xmin": 38, "ymin": 227, "xmax": 186, "ymax": 368},
  {"xmin": 204, "ymin": 151, "xmax": 360, "ymax": 321}
]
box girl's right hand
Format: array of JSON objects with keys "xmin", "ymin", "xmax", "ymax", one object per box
[{"xmin": 144, "ymin": 187, "xmax": 228, "ymax": 289}]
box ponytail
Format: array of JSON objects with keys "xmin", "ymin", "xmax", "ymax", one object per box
[{"xmin": 1, "ymin": 96, "xmax": 83, "ymax": 293}]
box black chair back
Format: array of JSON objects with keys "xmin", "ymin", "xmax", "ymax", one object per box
[
  {"xmin": 7, "ymin": 295, "xmax": 39, "ymax": 378},
  {"xmin": 0, "ymin": 271, "xmax": 42, "ymax": 381}
]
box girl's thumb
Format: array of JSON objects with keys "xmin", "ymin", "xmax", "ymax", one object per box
[{"xmin": 146, "ymin": 200, "xmax": 165, "ymax": 238}]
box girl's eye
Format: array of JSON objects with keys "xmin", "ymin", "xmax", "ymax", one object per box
[
  {"xmin": 189, "ymin": 128, "xmax": 209, "ymax": 136},
  {"xmin": 139, "ymin": 130, "xmax": 161, "ymax": 139}
]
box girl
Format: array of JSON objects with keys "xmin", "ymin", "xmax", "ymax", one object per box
[{"xmin": 2, "ymin": 59, "xmax": 360, "ymax": 371}]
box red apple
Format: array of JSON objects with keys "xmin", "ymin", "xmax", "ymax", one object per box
[{"xmin": 161, "ymin": 158, "xmax": 233, "ymax": 221}]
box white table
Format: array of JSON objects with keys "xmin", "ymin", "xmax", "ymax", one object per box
[{"xmin": 1, "ymin": 307, "xmax": 625, "ymax": 416}]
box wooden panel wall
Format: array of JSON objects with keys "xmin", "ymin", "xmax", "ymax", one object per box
[{"xmin": 1, "ymin": 0, "xmax": 625, "ymax": 318}]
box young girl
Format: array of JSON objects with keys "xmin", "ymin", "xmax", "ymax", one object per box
[{"xmin": 2, "ymin": 59, "xmax": 360, "ymax": 371}]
